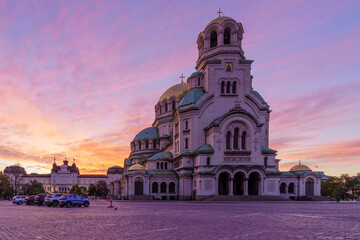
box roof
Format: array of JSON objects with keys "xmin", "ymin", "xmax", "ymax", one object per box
[
  {"xmin": 133, "ymin": 127, "xmax": 159, "ymax": 142},
  {"xmin": 147, "ymin": 152, "xmax": 173, "ymax": 161},
  {"xmin": 159, "ymin": 83, "xmax": 188, "ymax": 102},
  {"xmin": 179, "ymin": 90, "xmax": 205, "ymax": 107},
  {"xmin": 194, "ymin": 144, "xmax": 214, "ymax": 154},
  {"xmin": 204, "ymin": 16, "xmax": 237, "ymax": 30},
  {"xmin": 289, "ymin": 163, "xmax": 312, "ymax": 172},
  {"xmin": 252, "ymin": 90, "xmax": 267, "ymax": 104},
  {"xmin": 78, "ymin": 174, "xmax": 107, "ymax": 178},
  {"xmin": 261, "ymin": 146, "xmax": 277, "ymax": 154},
  {"xmin": 107, "ymin": 166, "xmax": 124, "ymax": 174},
  {"xmin": 4, "ymin": 165, "xmax": 26, "ymax": 174},
  {"xmin": 125, "ymin": 158, "xmax": 132, "ymax": 166},
  {"xmin": 190, "ymin": 72, "xmax": 203, "ymax": 78},
  {"xmin": 128, "ymin": 163, "xmax": 146, "ymax": 171}
]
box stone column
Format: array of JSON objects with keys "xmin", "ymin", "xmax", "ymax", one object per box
[
  {"xmin": 229, "ymin": 178, "xmax": 234, "ymax": 196},
  {"xmin": 244, "ymin": 178, "xmax": 248, "ymax": 195}
]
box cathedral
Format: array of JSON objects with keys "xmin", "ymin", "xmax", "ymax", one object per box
[{"xmin": 118, "ymin": 14, "xmax": 324, "ymax": 201}]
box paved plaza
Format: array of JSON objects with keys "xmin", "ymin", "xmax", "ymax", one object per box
[{"xmin": 0, "ymin": 200, "xmax": 359, "ymax": 240}]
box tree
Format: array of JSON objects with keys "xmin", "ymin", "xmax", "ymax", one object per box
[
  {"xmin": 22, "ymin": 180, "xmax": 45, "ymax": 195},
  {"xmin": 69, "ymin": 184, "xmax": 87, "ymax": 196},
  {"xmin": 0, "ymin": 171, "xmax": 13, "ymax": 200},
  {"xmin": 88, "ymin": 184, "xmax": 96, "ymax": 196},
  {"xmin": 95, "ymin": 180, "xmax": 109, "ymax": 198}
]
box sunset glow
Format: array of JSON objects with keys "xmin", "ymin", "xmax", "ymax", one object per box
[{"xmin": 0, "ymin": 0, "xmax": 359, "ymax": 176}]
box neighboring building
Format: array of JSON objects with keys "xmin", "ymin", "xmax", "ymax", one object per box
[
  {"xmin": 119, "ymin": 14, "xmax": 323, "ymax": 200},
  {"xmin": 4, "ymin": 160, "xmax": 123, "ymax": 194}
]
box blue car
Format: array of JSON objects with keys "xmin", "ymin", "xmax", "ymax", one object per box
[{"xmin": 59, "ymin": 194, "xmax": 90, "ymax": 208}]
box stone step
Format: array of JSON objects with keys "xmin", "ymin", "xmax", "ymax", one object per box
[
  {"xmin": 203, "ymin": 195, "xmax": 290, "ymax": 201},
  {"xmin": 129, "ymin": 195, "xmax": 153, "ymax": 201}
]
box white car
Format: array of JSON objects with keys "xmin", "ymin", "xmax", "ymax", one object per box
[{"xmin": 12, "ymin": 195, "xmax": 26, "ymax": 205}]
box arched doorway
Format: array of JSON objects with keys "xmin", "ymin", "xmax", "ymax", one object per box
[
  {"xmin": 288, "ymin": 183, "xmax": 295, "ymax": 194},
  {"xmin": 248, "ymin": 172, "xmax": 261, "ymax": 195},
  {"xmin": 233, "ymin": 172, "xmax": 245, "ymax": 195},
  {"xmin": 280, "ymin": 182, "xmax": 286, "ymax": 193},
  {"xmin": 134, "ymin": 177, "xmax": 143, "ymax": 195},
  {"xmin": 218, "ymin": 172, "xmax": 230, "ymax": 195},
  {"xmin": 305, "ymin": 178, "xmax": 314, "ymax": 196}
]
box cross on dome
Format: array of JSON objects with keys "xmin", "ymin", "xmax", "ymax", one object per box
[
  {"xmin": 217, "ymin": 8, "xmax": 222, "ymax": 18},
  {"xmin": 179, "ymin": 73, "xmax": 185, "ymax": 83}
]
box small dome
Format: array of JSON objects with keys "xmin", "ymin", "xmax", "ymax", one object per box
[
  {"xmin": 133, "ymin": 127, "xmax": 159, "ymax": 142},
  {"xmin": 128, "ymin": 163, "xmax": 146, "ymax": 171},
  {"xmin": 204, "ymin": 16, "xmax": 237, "ymax": 30},
  {"xmin": 4, "ymin": 165, "xmax": 26, "ymax": 175},
  {"xmin": 107, "ymin": 166, "xmax": 124, "ymax": 174},
  {"xmin": 289, "ymin": 163, "xmax": 312, "ymax": 172},
  {"xmin": 159, "ymin": 83, "xmax": 188, "ymax": 102}
]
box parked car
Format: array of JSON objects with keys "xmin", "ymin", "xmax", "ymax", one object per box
[
  {"xmin": 34, "ymin": 194, "xmax": 47, "ymax": 206},
  {"xmin": 12, "ymin": 195, "xmax": 26, "ymax": 205},
  {"xmin": 44, "ymin": 194, "xmax": 63, "ymax": 207},
  {"xmin": 59, "ymin": 194, "xmax": 90, "ymax": 208},
  {"xmin": 25, "ymin": 195, "xmax": 35, "ymax": 205}
]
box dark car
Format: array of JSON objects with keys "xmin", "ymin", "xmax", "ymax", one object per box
[
  {"xmin": 34, "ymin": 194, "xmax": 47, "ymax": 206},
  {"xmin": 59, "ymin": 194, "xmax": 90, "ymax": 208},
  {"xmin": 25, "ymin": 195, "xmax": 35, "ymax": 205}
]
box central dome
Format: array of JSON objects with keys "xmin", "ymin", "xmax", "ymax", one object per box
[
  {"xmin": 204, "ymin": 16, "xmax": 237, "ymax": 30},
  {"xmin": 159, "ymin": 83, "xmax": 188, "ymax": 102}
]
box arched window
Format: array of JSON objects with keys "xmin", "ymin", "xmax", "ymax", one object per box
[
  {"xmin": 221, "ymin": 81, "xmax": 225, "ymax": 94},
  {"xmin": 160, "ymin": 182, "xmax": 167, "ymax": 193},
  {"xmin": 145, "ymin": 140, "xmax": 149, "ymax": 149},
  {"xmin": 241, "ymin": 131, "xmax": 247, "ymax": 150},
  {"xmin": 226, "ymin": 131, "xmax": 231, "ymax": 150},
  {"xmin": 138, "ymin": 141, "xmax": 141, "ymax": 150},
  {"xmin": 152, "ymin": 182, "xmax": 158, "ymax": 193},
  {"xmin": 157, "ymin": 162, "xmax": 159, "ymax": 169},
  {"xmin": 198, "ymin": 78, "xmax": 200, "ymax": 86},
  {"xmin": 172, "ymin": 100, "xmax": 176, "ymax": 110},
  {"xmin": 207, "ymin": 157, "xmax": 211, "ymax": 166},
  {"xmin": 161, "ymin": 162, "xmax": 164, "ymax": 169},
  {"xmin": 159, "ymin": 105, "xmax": 162, "ymax": 114},
  {"xmin": 165, "ymin": 102, "xmax": 168, "ymax": 112},
  {"xmin": 153, "ymin": 140, "xmax": 157, "ymax": 149},
  {"xmin": 233, "ymin": 127, "xmax": 239, "ymax": 149},
  {"xmin": 224, "ymin": 28, "xmax": 231, "ymax": 44},
  {"xmin": 232, "ymin": 81, "xmax": 236, "ymax": 94},
  {"xmin": 185, "ymin": 138, "xmax": 188, "ymax": 149},
  {"xmin": 280, "ymin": 182, "xmax": 286, "ymax": 193},
  {"xmin": 169, "ymin": 182, "xmax": 175, "ymax": 193},
  {"xmin": 210, "ymin": 30, "xmax": 217, "ymax": 48},
  {"xmin": 226, "ymin": 81, "xmax": 231, "ymax": 94},
  {"xmin": 165, "ymin": 162, "xmax": 168, "ymax": 169},
  {"xmin": 288, "ymin": 183, "xmax": 295, "ymax": 194}
]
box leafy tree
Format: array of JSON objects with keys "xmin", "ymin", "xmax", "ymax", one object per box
[
  {"xmin": 88, "ymin": 184, "xmax": 96, "ymax": 196},
  {"xmin": 69, "ymin": 184, "xmax": 87, "ymax": 196},
  {"xmin": 22, "ymin": 180, "xmax": 45, "ymax": 195},
  {"xmin": 95, "ymin": 180, "xmax": 109, "ymax": 198},
  {"xmin": 321, "ymin": 174, "xmax": 360, "ymax": 200},
  {"xmin": 0, "ymin": 172, "xmax": 13, "ymax": 199}
]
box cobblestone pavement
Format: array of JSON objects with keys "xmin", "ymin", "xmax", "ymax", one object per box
[{"xmin": 0, "ymin": 200, "xmax": 359, "ymax": 240}]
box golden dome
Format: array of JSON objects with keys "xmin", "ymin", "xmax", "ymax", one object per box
[
  {"xmin": 128, "ymin": 163, "xmax": 146, "ymax": 171},
  {"xmin": 204, "ymin": 16, "xmax": 237, "ymax": 30},
  {"xmin": 159, "ymin": 83, "xmax": 188, "ymax": 102},
  {"xmin": 289, "ymin": 163, "xmax": 311, "ymax": 172}
]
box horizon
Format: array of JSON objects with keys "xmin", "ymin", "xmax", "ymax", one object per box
[{"xmin": 0, "ymin": 0, "xmax": 359, "ymax": 177}]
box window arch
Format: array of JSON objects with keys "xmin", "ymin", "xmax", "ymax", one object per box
[
  {"xmin": 226, "ymin": 131, "xmax": 231, "ymax": 150},
  {"xmin": 210, "ymin": 30, "xmax": 217, "ymax": 48},
  {"xmin": 172, "ymin": 100, "xmax": 175, "ymax": 110},
  {"xmin": 160, "ymin": 182, "xmax": 167, "ymax": 193},
  {"xmin": 153, "ymin": 140, "xmax": 157, "ymax": 149},
  {"xmin": 226, "ymin": 81, "xmax": 231, "ymax": 94},
  {"xmin": 232, "ymin": 81, "xmax": 236, "ymax": 94},
  {"xmin": 288, "ymin": 182, "xmax": 295, "ymax": 194},
  {"xmin": 161, "ymin": 162, "xmax": 164, "ymax": 169},
  {"xmin": 241, "ymin": 131, "xmax": 247, "ymax": 150},
  {"xmin": 152, "ymin": 182, "xmax": 158, "ymax": 193},
  {"xmin": 169, "ymin": 182, "xmax": 175, "ymax": 193},
  {"xmin": 138, "ymin": 141, "xmax": 142, "ymax": 150},
  {"xmin": 221, "ymin": 81, "xmax": 225, "ymax": 94},
  {"xmin": 280, "ymin": 182, "xmax": 286, "ymax": 193},
  {"xmin": 165, "ymin": 162, "xmax": 168, "ymax": 169},
  {"xmin": 207, "ymin": 157, "xmax": 211, "ymax": 166},
  {"xmin": 145, "ymin": 140, "xmax": 149, "ymax": 149},
  {"xmin": 233, "ymin": 127, "xmax": 239, "ymax": 149},
  {"xmin": 165, "ymin": 102, "xmax": 168, "ymax": 112},
  {"xmin": 224, "ymin": 27, "xmax": 231, "ymax": 44},
  {"xmin": 157, "ymin": 162, "xmax": 159, "ymax": 169}
]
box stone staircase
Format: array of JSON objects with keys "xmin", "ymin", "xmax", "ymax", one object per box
[
  {"xmin": 203, "ymin": 195, "xmax": 290, "ymax": 201},
  {"xmin": 129, "ymin": 195, "xmax": 153, "ymax": 201}
]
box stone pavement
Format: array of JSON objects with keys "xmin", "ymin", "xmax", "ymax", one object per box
[{"xmin": 0, "ymin": 200, "xmax": 359, "ymax": 239}]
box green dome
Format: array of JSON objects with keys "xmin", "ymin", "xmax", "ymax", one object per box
[
  {"xmin": 179, "ymin": 90, "xmax": 205, "ymax": 107},
  {"xmin": 133, "ymin": 127, "xmax": 159, "ymax": 142}
]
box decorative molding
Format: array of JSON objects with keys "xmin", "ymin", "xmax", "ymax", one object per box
[{"xmin": 223, "ymin": 157, "xmax": 251, "ymax": 163}]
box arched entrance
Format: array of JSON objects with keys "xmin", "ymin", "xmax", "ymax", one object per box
[
  {"xmin": 218, "ymin": 172, "xmax": 230, "ymax": 195},
  {"xmin": 280, "ymin": 182, "xmax": 286, "ymax": 193},
  {"xmin": 248, "ymin": 172, "xmax": 261, "ymax": 195},
  {"xmin": 233, "ymin": 172, "xmax": 245, "ymax": 195},
  {"xmin": 134, "ymin": 177, "xmax": 143, "ymax": 195},
  {"xmin": 305, "ymin": 178, "xmax": 314, "ymax": 196}
]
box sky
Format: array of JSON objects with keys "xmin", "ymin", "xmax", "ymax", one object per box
[{"xmin": 0, "ymin": 0, "xmax": 359, "ymax": 176}]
